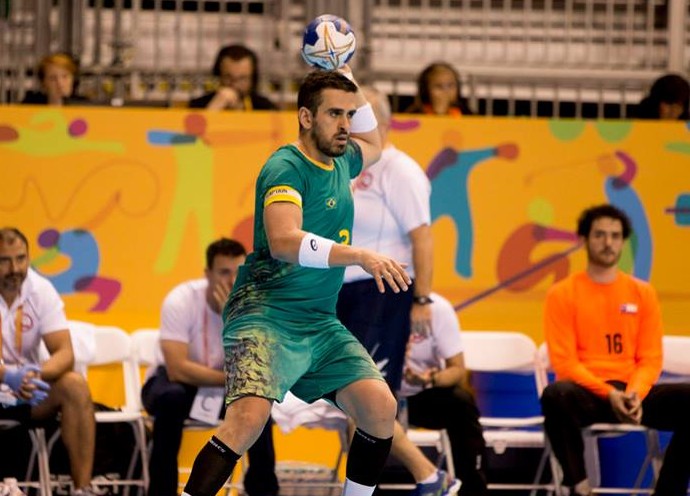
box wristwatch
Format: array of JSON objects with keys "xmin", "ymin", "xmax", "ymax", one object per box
[{"xmin": 413, "ymin": 295, "xmax": 434, "ymax": 305}]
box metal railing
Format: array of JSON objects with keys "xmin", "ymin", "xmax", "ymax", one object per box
[{"xmin": 1, "ymin": 0, "xmax": 688, "ymax": 117}]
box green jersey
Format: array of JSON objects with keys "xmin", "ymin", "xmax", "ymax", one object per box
[{"xmin": 225, "ymin": 142, "xmax": 363, "ymax": 326}]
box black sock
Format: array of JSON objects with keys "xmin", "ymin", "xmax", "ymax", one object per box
[
  {"xmin": 346, "ymin": 428, "xmax": 393, "ymax": 487},
  {"xmin": 183, "ymin": 436, "xmax": 240, "ymax": 496}
]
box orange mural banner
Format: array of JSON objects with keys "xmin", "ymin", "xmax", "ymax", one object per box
[{"xmin": 1, "ymin": 107, "xmax": 689, "ymax": 341}]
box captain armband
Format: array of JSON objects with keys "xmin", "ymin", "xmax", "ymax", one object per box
[
  {"xmin": 350, "ymin": 102, "xmax": 378, "ymax": 133},
  {"xmin": 298, "ymin": 233, "xmax": 335, "ymax": 269}
]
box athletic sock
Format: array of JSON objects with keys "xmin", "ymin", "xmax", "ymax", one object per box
[
  {"xmin": 182, "ymin": 435, "xmax": 240, "ymax": 496},
  {"xmin": 345, "ymin": 428, "xmax": 393, "ymax": 489}
]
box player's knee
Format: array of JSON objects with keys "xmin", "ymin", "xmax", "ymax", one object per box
[{"xmin": 362, "ymin": 386, "xmax": 397, "ymax": 425}]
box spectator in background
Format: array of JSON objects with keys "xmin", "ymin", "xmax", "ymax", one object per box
[
  {"xmin": 401, "ymin": 292, "xmax": 488, "ymax": 496},
  {"xmin": 189, "ymin": 44, "xmax": 277, "ymax": 111},
  {"xmin": 405, "ymin": 62, "xmax": 473, "ymax": 116},
  {"xmin": 21, "ymin": 52, "xmax": 90, "ymax": 106},
  {"xmin": 141, "ymin": 238, "xmax": 278, "ymax": 496},
  {"xmin": 337, "ymin": 86, "xmax": 461, "ymax": 496},
  {"xmin": 0, "ymin": 227, "xmax": 99, "ymax": 496},
  {"xmin": 541, "ymin": 204, "xmax": 690, "ymax": 496},
  {"xmin": 635, "ymin": 73, "xmax": 690, "ymax": 120}
]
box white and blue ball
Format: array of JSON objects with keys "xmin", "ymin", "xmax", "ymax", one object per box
[{"xmin": 301, "ymin": 14, "xmax": 356, "ymax": 70}]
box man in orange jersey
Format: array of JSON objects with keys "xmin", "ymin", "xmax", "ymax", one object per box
[{"xmin": 541, "ymin": 204, "xmax": 690, "ymax": 496}]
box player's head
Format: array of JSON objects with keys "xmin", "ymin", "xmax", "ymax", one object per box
[
  {"xmin": 206, "ymin": 238, "xmax": 246, "ymax": 271},
  {"xmin": 297, "ymin": 70, "xmax": 358, "ymax": 158},
  {"xmin": 577, "ymin": 205, "xmax": 631, "ymax": 239},
  {"xmin": 212, "ymin": 44, "xmax": 260, "ymax": 97},
  {"xmin": 205, "ymin": 238, "xmax": 247, "ymax": 312},
  {"xmin": 361, "ymin": 85, "xmax": 391, "ymax": 141},
  {"xmin": 0, "ymin": 227, "xmax": 30, "ymax": 295},
  {"xmin": 577, "ymin": 205, "xmax": 631, "ymax": 269}
]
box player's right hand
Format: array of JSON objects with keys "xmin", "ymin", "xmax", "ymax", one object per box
[{"xmin": 359, "ymin": 249, "xmax": 411, "ymax": 294}]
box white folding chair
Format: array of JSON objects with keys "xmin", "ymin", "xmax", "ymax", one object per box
[
  {"xmin": 271, "ymin": 391, "xmax": 349, "ymax": 496},
  {"xmin": 129, "ymin": 328, "xmax": 245, "ymax": 495},
  {"xmin": 376, "ymin": 425, "xmax": 456, "ymax": 492},
  {"xmin": 87, "ymin": 325, "xmax": 149, "ymax": 496},
  {"xmin": 536, "ymin": 342, "xmax": 662, "ymax": 495},
  {"xmin": 462, "ymin": 330, "xmax": 557, "ymax": 494},
  {"xmin": 661, "ymin": 335, "xmax": 690, "ymax": 378},
  {"xmin": 0, "ymin": 420, "xmax": 51, "ymax": 495}
]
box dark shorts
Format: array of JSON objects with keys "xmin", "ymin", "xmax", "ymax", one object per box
[{"xmin": 0, "ymin": 404, "xmax": 32, "ymax": 422}]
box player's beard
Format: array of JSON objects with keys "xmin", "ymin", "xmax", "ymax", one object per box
[
  {"xmin": 587, "ymin": 245, "xmax": 621, "ymax": 269},
  {"xmin": 311, "ymin": 127, "xmax": 348, "ymax": 157}
]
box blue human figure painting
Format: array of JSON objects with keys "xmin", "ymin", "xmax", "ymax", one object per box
[
  {"xmin": 601, "ymin": 151, "xmax": 652, "ymax": 280},
  {"xmin": 426, "ymin": 137, "xmax": 519, "ymax": 278},
  {"xmin": 33, "ymin": 228, "xmax": 121, "ymax": 311}
]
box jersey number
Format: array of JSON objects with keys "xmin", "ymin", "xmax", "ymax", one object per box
[
  {"xmin": 606, "ymin": 333, "xmax": 623, "ymax": 354},
  {"xmin": 339, "ymin": 229, "xmax": 350, "ymax": 245}
]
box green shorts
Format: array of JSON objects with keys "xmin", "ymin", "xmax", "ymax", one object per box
[{"xmin": 223, "ymin": 315, "xmax": 383, "ymax": 405}]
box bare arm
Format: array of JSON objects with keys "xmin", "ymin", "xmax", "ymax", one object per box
[
  {"xmin": 340, "ymin": 66, "xmax": 382, "ymax": 168},
  {"xmin": 409, "ymin": 224, "xmax": 434, "ymax": 335},
  {"xmin": 264, "ymin": 202, "xmax": 410, "ymax": 293},
  {"xmin": 161, "ymin": 340, "xmax": 225, "ymax": 387},
  {"xmin": 41, "ymin": 329, "xmax": 74, "ymax": 381}
]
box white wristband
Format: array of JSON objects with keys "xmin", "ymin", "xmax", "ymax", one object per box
[
  {"xmin": 350, "ymin": 103, "xmax": 378, "ymax": 133},
  {"xmin": 298, "ymin": 233, "xmax": 335, "ymax": 269}
]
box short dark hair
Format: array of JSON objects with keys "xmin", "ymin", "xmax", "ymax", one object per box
[
  {"xmin": 576, "ymin": 204, "xmax": 632, "ymax": 239},
  {"xmin": 206, "ymin": 238, "xmax": 246, "ymax": 269},
  {"xmin": 297, "ymin": 70, "xmax": 358, "ymax": 117},
  {"xmin": 0, "ymin": 227, "xmax": 29, "ymax": 249},
  {"xmin": 211, "ymin": 44, "xmax": 259, "ymax": 92}
]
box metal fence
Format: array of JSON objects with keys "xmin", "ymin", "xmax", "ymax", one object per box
[{"xmin": 1, "ymin": 0, "xmax": 688, "ymax": 117}]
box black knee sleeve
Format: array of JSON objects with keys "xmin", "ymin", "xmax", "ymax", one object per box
[
  {"xmin": 346, "ymin": 428, "xmax": 393, "ymax": 487},
  {"xmin": 183, "ymin": 436, "xmax": 240, "ymax": 496}
]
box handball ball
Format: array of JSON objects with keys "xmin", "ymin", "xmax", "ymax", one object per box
[{"xmin": 301, "ymin": 14, "xmax": 356, "ymax": 70}]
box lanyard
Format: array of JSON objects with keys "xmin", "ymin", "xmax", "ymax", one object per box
[{"xmin": 0, "ymin": 305, "xmax": 23, "ymax": 366}]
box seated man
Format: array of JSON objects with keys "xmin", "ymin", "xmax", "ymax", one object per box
[
  {"xmin": 141, "ymin": 238, "xmax": 278, "ymax": 496},
  {"xmin": 0, "ymin": 227, "xmax": 99, "ymax": 496},
  {"xmin": 401, "ymin": 292, "xmax": 487, "ymax": 496},
  {"xmin": 541, "ymin": 204, "xmax": 690, "ymax": 496},
  {"xmin": 189, "ymin": 44, "xmax": 277, "ymax": 111}
]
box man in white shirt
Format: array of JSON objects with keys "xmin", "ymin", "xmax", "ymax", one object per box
[
  {"xmin": 337, "ymin": 87, "xmax": 460, "ymax": 496},
  {"xmin": 401, "ymin": 293, "xmax": 487, "ymax": 496},
  {"xmin": 141, "ymin": 238, "xmax": 278, "ymax": 496},
  {"xmin": 0, "ymin": 227, "xmax": 99, "ymax": 496}
]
